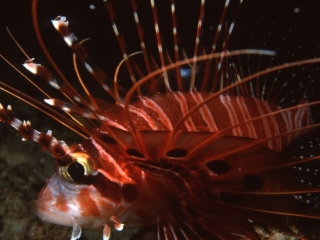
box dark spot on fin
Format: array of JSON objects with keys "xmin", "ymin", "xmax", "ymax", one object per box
[
  {"xmin": 127, "ymin": 148, "xmax": 144, "ymax": 158},
  {"xmin": 206, "ymin": 160, "xmax": 230, "ymax": 174},
  {"xmin": 243, "ymin": 174, "xmax": 264, "ymax": 191},
  {"xmin": 220, "ymin": 192, "xmax": 241, "ymax": 205},
  {"xmin": 166, "ymin": 148, "xmax": 188, "ymax": 158},
  {"xmin": 99, "ymin": 133, "xmax": 117, "ymax": 145},
  {"xmin": 53, "ymin": 146, "xmax": 66, "ymax": 157},
  {"xmin": 38, "ymin": 133, "xmax": 53, "ymax": 150},
  {"xmin": 19, "ymin": 125, "xmax": 33, "ymax": 139},
  {"xmin": 122, "ymin": 184, "xmax": 139, "ymax": 202}
]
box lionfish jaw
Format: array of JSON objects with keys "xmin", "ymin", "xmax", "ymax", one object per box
[
  {"xmin": 36, "ymin": 173, "xmax": 116, "ymax": 240},
  {"xmin": 36, "ymin": 166, "xmax": 135, "ymax": 240}
]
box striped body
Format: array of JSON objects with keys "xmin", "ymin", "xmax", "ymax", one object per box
[{"xmin": 105, "ymin": 92, "xmax": 311, "ymax": 153}]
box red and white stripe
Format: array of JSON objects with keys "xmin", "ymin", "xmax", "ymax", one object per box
[
  {"xmin": 172, "ymin": 92, "xmax": 197, "ymax": 131},
  {"xmin": 191, "ymin": 91, "xmax": 219, "ymax": 132}
]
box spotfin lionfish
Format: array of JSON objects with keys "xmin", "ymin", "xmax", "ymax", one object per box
[{"xmin": 1, "ymin": 0, "xmax": 320, "ymax": 239}]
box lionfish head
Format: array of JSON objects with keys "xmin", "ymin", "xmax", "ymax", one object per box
[{"xmin": 34, "ymin": 137, "xmax": 157, "ymax": 237}]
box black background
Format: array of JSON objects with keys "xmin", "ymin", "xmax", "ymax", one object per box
[{"xmin": 1, "ymin": 0, "xmax": 320, "ymax": 103}]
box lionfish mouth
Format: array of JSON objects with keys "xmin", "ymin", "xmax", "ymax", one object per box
[{"xmin": 1, "ymin": 0, "xmax": 320, "ymax": 239}]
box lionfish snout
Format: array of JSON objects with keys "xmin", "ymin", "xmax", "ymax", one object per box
[
  {"xmin": 36, "ymin": 173, "xmax": 92, "ymax": 227},
  {"xmin": 35, "ymin": 157, "xmax": 131, "ymax": 239},
  {"xmin": 36, "ymin": 150, "xmax": 115, "ymax": 231}
]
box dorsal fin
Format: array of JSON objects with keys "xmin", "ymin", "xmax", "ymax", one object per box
[{"xmin": 51, "ymin": 16, "xmax": 128, "ymax": 102}]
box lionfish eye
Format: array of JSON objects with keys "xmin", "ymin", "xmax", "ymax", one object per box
[
  {"xmin": 59, "ymin": 152, "xmax": 96, "ymax": 183},
  {"xmin": 67, "ymin": 162, "xmax": 85, "ymax": 182}
]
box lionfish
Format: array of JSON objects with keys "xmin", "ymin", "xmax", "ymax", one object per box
[{"xmin": 1, "ymin": 0, "xmax": 320, "ymax": 239}]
